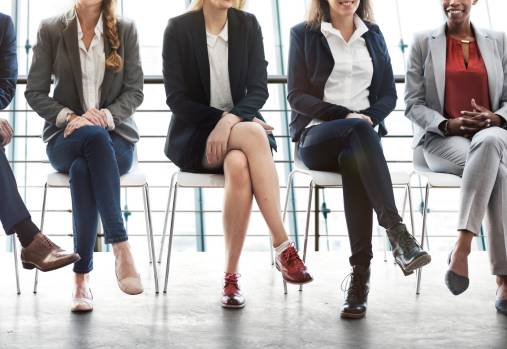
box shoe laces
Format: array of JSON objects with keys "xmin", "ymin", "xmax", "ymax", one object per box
[
  {"xmin": 40, "ymin": 234, "xmax": 59, "ymax": 249},
  {"xmin": 224, "ymin": 273, "xmax": 240, "ymax": 287},
  {"xmin": 341, "ymin": 271, "xmax": 366, "ymax": 301},
  {"xmin": 281, "ymin": 244, "xmax": 304, "ymax": 267}
]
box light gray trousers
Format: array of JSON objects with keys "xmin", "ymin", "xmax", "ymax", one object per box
[{"xmin": 421, "ymin": 127, "xmax": 507, "ymax": 275}]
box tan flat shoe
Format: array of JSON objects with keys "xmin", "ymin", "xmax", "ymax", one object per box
[{"xmin": 71, "ymin": 288, "xmax": 93, "ymax": 313}]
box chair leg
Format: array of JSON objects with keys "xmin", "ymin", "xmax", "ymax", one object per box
[
  {"xmin": 299, "ymin": 181, "xmax": 314, "ymax": 293},
  {"xmin": 407, "ymin": 184, "xmax": 416, "ymax": 239},
  {"xmin": 142, "ymin": 187, "xmax": 153, "ymax": 264},
  {"xmin": 401, "ymin": 185, "xmax": 408, "ymax": 220},
  {"xmin": 163, "ymin": 183, "xmax": 178, "ymax": 293},
  {"xmin": 158, "ymin": 172, "xmax": 177, "ymax": 264},
  {"xmin": 416, "ymin": 183, "xmax": 430, "ymax": 295},
  {"xmin": 144, "ymin": 184, "xmax": 159, "ymax": 294},
  {"xmin": 12, "ymin": 236, "xmax": 20, "ymax": 295},
  {"xmin": 278, "ymin": 171, "xmax": 296, "ymax": 267},
  {"xmin": 34, "ymin": 183, "xmax": 48, "ymax": 294}
]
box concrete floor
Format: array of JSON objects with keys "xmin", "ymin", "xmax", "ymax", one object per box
[{"xmin": 0, "ymin": 251, "xmax": 506, "ymax": 349}]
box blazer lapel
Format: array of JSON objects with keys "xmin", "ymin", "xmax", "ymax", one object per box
[
  {"xmin": 429, "ymin": 25, "xmax": 447, "ymax": 112},
  {"xmin": 475, "ymin": 26, "xmax": 499, "ymax": 109},
  {"xmin": 100, "ymin": 28, "xmax": 114, "ymax": 106},
  {"xmin": 193, "ymin": 10, "xmax": 211, "ymax": 103},
  {"xmin": 363, "ymin": 31, "xmax": 382, "ymax": 93},
  {"xmin": 62, "ymin": 16, "xmax": 86, "ymax": 110},
  {"xmin": 227, "ymin": 9, "xmax": 244, "ymax": 104}
]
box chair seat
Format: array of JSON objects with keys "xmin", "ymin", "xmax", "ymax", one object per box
[
  {"xmin": 293, "ymin": 160, "xmax": 411, "ymax": 187},
  {"xmin": 46, "ymin": 166, "xmax": 147, "ymax": 188},
  {"xmin": 176, "ymin": 172, "xmax": 225, "ymax": 188},
  {"xmin": 414, "ymin": 164, "xmax": 462, "ymax": 188}
]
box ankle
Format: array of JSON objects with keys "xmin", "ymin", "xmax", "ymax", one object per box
[
  {"xmin": 112, "ymin": 241, "xmax": 130, "ymax": 255},
  {"xmin": 497, "ymin": 275, "xmax": 507, "ymax": 287},
  {"xmin": 74, "ymin": 273, "xmax": 89, "ymax": 286}
]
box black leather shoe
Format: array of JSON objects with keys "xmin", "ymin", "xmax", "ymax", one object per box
[
  {"xmin": 340, "ymin": 265, "xmax": 370, "ymax": 319},
  {"xmin": 387, "ymin": 223, "xmax": 431, "ymax": 275},
  {"xmin": 495, "ymin": 299, "xmax": 507, "ymax": 316},
  {"xmin": 445, "ymin": 250, "xmax": 469, "ymax": 295}
]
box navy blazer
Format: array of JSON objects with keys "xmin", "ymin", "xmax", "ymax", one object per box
[
  {"xmin": 163, "ymin": 8, "xmax": 276, "ymax": 171},
  {"xmin": 0, "ymin": 12, "xmax": 17, "ymax": 110},
  {"xmin": 287, "ymin": 21, "xmax": 397, "ymax": 142}
]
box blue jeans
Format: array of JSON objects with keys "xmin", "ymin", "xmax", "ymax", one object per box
[
  {"xmin": 298, "ymin": 119, "xmax": 402, "ymax": 267},
  {"xmin": 0, "ymin": 147, "xmax": 31, "ymax": 235},
  {"xmin": 47, "ymin": 126, "xmax": 134, "ymax": 273}
]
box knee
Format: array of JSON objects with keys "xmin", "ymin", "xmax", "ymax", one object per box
[
  {"xmin": 69, "ymin": 158, "xmax": 89, "ymax": 179},
  {"xmin": 85, "ymin": 127, "xmax": 111, "ymax": 147},
  {"xmin": 232, "ymin": 122, "xmax": 268, "ymax": 144},
  {"xmin": 224, "ymin": 150, "xmax": 250, "ymax": 187},
  {"xmin": 471, "ymin": 129, "xmax": 505, "ymax": 154}
]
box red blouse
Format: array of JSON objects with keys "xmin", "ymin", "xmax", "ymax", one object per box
[{"xmin": 444, "ymin": 35, "xmax": 490, "ymax": 119}]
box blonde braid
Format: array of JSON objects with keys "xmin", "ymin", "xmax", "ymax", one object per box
[{"xmin": 103, "ymin": 0, "xmax": 123, "ymax": 72}]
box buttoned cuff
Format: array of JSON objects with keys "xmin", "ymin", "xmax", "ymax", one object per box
[
  {"xmin": 56, "ymin": 108, "xmax": 74, "ymax": 128},
  {"xmin": 101, "ymin": 109, "xmax": 116, "ymax": 131}
]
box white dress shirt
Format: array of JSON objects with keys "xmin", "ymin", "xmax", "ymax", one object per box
[
  {"xmin": 308, "ymin": 15, "xmax": 373, "ymax": 127},
  {"xmin": 206, "ymin": 21, "xmax": 234, "ymax": 112},
  {"xmin": 56, "ymin": 14, "xmax": 115, "ymax": 129}
]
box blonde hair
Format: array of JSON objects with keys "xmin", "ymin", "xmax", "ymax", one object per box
[
  {"xmin": 189, "ymin": 0, "xmax": 246, "ymax": 11},
  {"xmin": 306, "ymin": 0, "xmax": 374, "ymax": 29},
  {"xmin": 70, "ymin": 0, "xmax": 123, "ymax": 72}
]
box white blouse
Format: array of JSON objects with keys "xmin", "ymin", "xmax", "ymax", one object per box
[
  {"xmin": 206, "ymin": 21, "xmax": 234, "ymax": 112},
  {"xmin": 56, "ymin": 14, "xmax": 114, "ymax": 129},
  {"xmin": 308, "ymin": 15, "xmax": 373, "ymax": 127}
]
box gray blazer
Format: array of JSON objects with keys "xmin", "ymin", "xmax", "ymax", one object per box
[
  {"xmin": 25, "ymin": 12, "xmax": 143, "ymax": 143},
  {"xmin": 405, "ymin": 24, "xmax": 507, "ymax": 147}
]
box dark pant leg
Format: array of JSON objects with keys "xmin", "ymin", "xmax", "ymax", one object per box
[
  {"xmin": 0, "ymin": 147, "xmax": 31, "ymax": 235},
  {"xmin": 298, "ymin": 119, "xmax": 401, "ymax": 266},
  {"xmin": 47, "ymin": 127, "xmax": 134, "ymax": 273}
]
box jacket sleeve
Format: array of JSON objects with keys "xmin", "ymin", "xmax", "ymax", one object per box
[
  {"xmin": 404, "ymin": 34, "xmax": 446, "ymax": 137},
  {"xmin": 287, "ymin": 26, "xmax": 352, "ymax": 121},
  {"xmin": 104, "ymin": 21, "xmax": 144, "ymax": 126},
  {"xmin": 163, "ymin": 19, "xmax": 223, "ymax": 126},
  {"xmin": 25, "ymin": 22, "xmax": 70, "ymax": 127},
  {"xmin": 228, "ymin": 16, "xmax": 268, "ymax": 121},
  {"xmin": 359, "ymin": 29, "xmax": 397, "ymax": 126},
  {"xmin": 0, "ymin": 15, "xmax": 17, "ymax": 110}
]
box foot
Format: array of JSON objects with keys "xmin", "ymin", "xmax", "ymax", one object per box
[
  {"xmin": 21, "ymin": 233, "xmax": 80, "ymax": 272},
  {"xmin": 445, "ymin": 246, "xmax": 470, "ymax": 295},
  {"xmin": 386, "ymin": 223, "xmax": 431, "ymax": 275},
  {"xmin": 495, "ymin": 276, "xmax": 507, "ymax": 316},
  {"xmin": 112, "ymin": 242, "xmax": 143, "ymax": 295},
  {"xmin": 221, "ymin": 273, "xmax": 245, "ymax": 309},
  {"xmin": 71, "ymin": 276, "xmax": 93, "ymax": 313},
  {"xmin": 275, "ymin": 243, "xmax": 313, "ymax": 284},
  {"xmin": 340, "ymin": 265, "xmax": 370, "ymax": 319}
]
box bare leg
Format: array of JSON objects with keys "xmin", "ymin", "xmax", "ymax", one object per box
[
  {"xmin": 222, "ymin": 150, "xmax": 253, "ymax": 273},
  {"xmin": 227, "ymin": 122, "xmax": 289, "ymax": 247},
  {"xmin": 449, "ymin": 230, "xmax": 474, "ymax": 277},
  {"xmin": 497, "ymin": 275, "xmax": 507, "ymax": 299},
  {"xmin": 74, "ymin": 273, "xmax": 91, "ymax": 298}
]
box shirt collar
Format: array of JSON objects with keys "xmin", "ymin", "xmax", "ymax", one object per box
[
  {"xmin": 77, "ymin": 13, "xmax": 104, "ymax": 40},
  {"xmin": 206, "ymin": 21, "xmax": 229, "ymax": 47},
  {"xmin": 321, "ymin": 15, "xmax": 369, "ymax": 42}
]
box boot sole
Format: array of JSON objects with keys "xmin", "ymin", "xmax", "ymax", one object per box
[
  {"xmin": 340, "ymin": 311, "xmax": 366, "ymax": 319},
  {"xmin": 21, "ymin": 255, "xmax": 81, "ymax": 272},
  {"xmin": 397, "ymin": 253, "xmax": 432, "ymax": 275},
  {"xmin": 221, "ymin": 302, "xmax": 246, "ymax": 309}
]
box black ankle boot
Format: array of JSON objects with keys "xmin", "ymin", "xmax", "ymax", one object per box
[
  {"xmin": 387, "ymin": 223, "xmax": 431, "ymax": 275},
  {"xmin": 340, "ymin": 265, "xmax": 370, "ymax": 319}
]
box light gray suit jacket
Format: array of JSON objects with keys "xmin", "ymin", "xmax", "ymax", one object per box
[
  {"xmin": 25, "ymin": 12, "xmax": 143, "ymax": 143},
  {"xmin": 405, "ymin": 24, "xmax": 507, "ymax": 147}
]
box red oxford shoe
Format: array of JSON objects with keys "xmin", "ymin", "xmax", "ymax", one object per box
[
  {"xmin": 221, "ymin": 273, "xmax": 245, "ymax": 309},
  {"xmin": 275, "ymin": 243, "xmax": 313, "ymax": 284}
]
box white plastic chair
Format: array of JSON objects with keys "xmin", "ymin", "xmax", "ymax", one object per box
[
  {"xmin": 412, "ymin": 147, "xmax": 462, "ymax": 294},
  {"xmin": 159, "ymin": 171, "xmax": 276, "ymax": 293},
  {"xmin": 33, "ymin": 152, "xmax": 159, "ymax": 294},
  {"xmin": 282, "ymin": 146, "xmax": 417, "ymax": 293}
]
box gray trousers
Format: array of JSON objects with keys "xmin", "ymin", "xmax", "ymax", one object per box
[{"xmin": 421, "ymin": 127, "xmax": 507, "ymax": 275}]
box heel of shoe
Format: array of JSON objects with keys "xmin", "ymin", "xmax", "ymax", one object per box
[{"xmin": 22, "ymin": 262, "xmax": 35, "ymax": 270}]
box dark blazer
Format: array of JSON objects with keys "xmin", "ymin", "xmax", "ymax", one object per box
[
  {"xmin": 0, "ymin": 12, "xmax": 17, "ymax": 110},
  {"xmin": 25, "ymin": 12, "xmax": 144, "ymax": 143},
  {"xmin": 162, "ymin": 8, "xmax": 276, "ymax": 171},
  {"xmin": 287, "ymin": 21, "xmax": 397, "ymax": 142}
]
